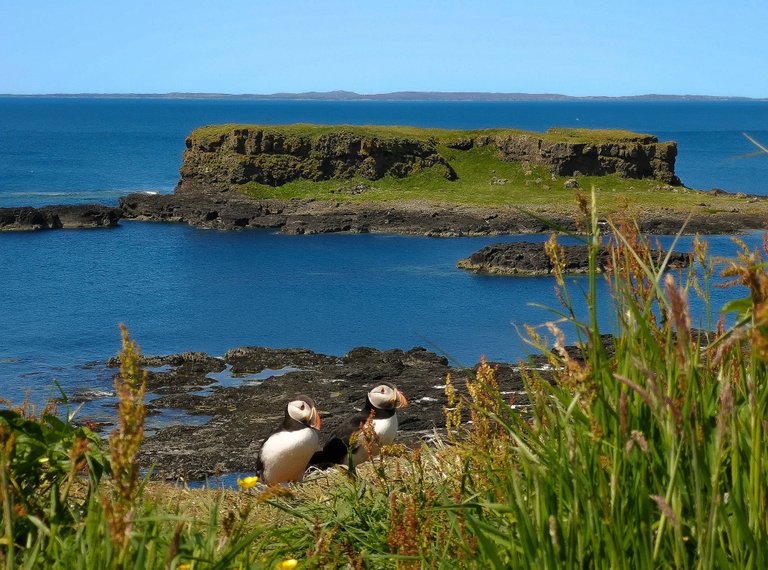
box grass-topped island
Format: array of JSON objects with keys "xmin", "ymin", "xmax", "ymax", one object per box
[{"xmin": 118, "ymin": 124, "xmax": 768, "ymax": 234}]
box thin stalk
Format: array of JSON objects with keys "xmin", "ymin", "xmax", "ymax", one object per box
[
  {"xmin": 688, "ymin": 413, "xmax": 707, "ymax": 566},
  {"xmin": 749, "ymin": 365, "xmax": 764, "ymax": 539},
  {"xmin": 58, "ymin": 459, "xmax": 78, "ymax": 512},
  {"xmin": 703, "ymin": 421, "xmax": 728, "ymax": 569},
  {"xmin": 0, "ymin": 449, "xmax": 14, "ymax": 570},
  {"xmin": 653, "ymin": 443, "xmax": 683, "ymax": 561},
  {"xmin": 588, "ymin": 186, "xmax": 601, "ymax": 349}
]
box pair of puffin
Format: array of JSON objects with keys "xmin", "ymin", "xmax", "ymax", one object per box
[{"xmin": 256, "ymin": 383, "xmax": 408, "ymax": 486}]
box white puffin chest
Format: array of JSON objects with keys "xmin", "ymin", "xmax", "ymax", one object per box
[
  {"xmin": 260, "ymin": 427, "xmax": 319, "ymax": 485},
  {"xmin": 373, "ymin": 414, "xmax": 399, "ymax": 445},
  {"xmin": 351, "ymin": 413, "xmax": 399, "ymax": 466}
]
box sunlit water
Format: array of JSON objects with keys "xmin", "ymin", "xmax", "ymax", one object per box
[
  {"xmin": 1, "ymin": 224, "xmax": 760, "ymax": 407},
  {"xmin": 1, "ymin": 98, "xmax": 767, "ymax": 418},
  {"xmin": 1, "ymin": 98, "xmax": 767, "ymax": 206}
]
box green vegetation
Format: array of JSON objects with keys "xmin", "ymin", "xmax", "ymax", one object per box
[
  {"xmin": 239, "ymin": 144, "xmax": 578, "ymax": 205},
  {"xmin": 3, "ymin": 195, "xmax": 768, "ymax": 568},
  {"xmin": 191, "ymin": 123, "xmax": 645, "ymax": 146},
  {"xmin": 237, "ymin": 142, "xmax": 728, "ymax": 215}
]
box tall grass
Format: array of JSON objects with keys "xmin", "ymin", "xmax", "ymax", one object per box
[
  {"xmin": 2, "ymin": 191, "xmax": 767, "ymax": 568},
  {"xmin": 437, "ymin": 191, "xmax": 768, "ymax": 568}
]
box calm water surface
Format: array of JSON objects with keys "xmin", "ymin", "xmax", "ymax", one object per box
[
  {"xmin": 0, "ymin": 222, "xmax": 759, "ymax": 406},
  {"xmin": 1, "ymin": 225, "xmax": 577, "ymax": 401},
  {"xmin": 1, "ymin": 98, "xmax": 767, "ymax": 206},
  {"xmin": 1, "ymin": 99, "xmax": 767, "ymax": 414}
]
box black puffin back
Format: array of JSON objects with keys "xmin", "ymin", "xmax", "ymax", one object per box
[{"xmin": 309, "ymin": 391, "xmax": 393, "ymax": 467}]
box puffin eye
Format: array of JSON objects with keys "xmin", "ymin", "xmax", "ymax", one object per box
[
  {"xmin": 380, "ymin": 387, "xmax": 386, "ymax": 393},
  {"xmin": 300, "ymin": 403, "xmax": 305, "ymax": 411}
]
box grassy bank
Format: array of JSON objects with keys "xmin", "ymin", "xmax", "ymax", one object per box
[{"xmin": 2, "ymin": 196, "xmax": 768, "ymax": 568}]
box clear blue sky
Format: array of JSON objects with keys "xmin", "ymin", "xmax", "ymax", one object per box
[{"xmin": 1, "ymin": 0, "xmax": 766, "ymax": 97}]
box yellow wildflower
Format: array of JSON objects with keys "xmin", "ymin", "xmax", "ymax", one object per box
[
  {"xmin": 237, "ymin": 475, "xmax": 259, "ymax": 489},
  {"xmin": 277, "ymin": 559, "xmax": 298, "ymax": 569},
  {"xmin": 177, "ymin": 564, "xmax": 192, "ymax": 570}
]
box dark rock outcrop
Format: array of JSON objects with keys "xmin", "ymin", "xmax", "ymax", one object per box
[
  {"xmin": 0, "ymin": 205, "xmax": 121, "ymax": 232},
  {"xmin": 457, "ymin": 242, "xmax": 691, "ymax": 276},
  {"xmin": 92, "ymin": 335, "xmax": 691, "ymax": 480}
]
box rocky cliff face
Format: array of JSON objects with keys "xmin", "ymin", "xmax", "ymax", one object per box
[
  {"xmin": 492, "ymin": 132, "xmax": 679, "ymax": 184},
  {"xmin": 178, "ymin": 127, "xmax": 457, "ymax": 193},
  {"xmin": 177, "ymin": 125, "xmax": 679, "ymax": 194}
]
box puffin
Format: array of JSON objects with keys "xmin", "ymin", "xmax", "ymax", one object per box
[
  {"xmin": 256, "ymin": 395, "xmax": 322, "ymax": 486},
  {"xmin": 310, "ymin": 382, "xmax": 408, "ymax": 469}
]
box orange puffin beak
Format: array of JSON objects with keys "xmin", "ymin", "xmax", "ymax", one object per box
[
  {"xmin": 395, "ymin": 390, "xmax": 408, "ymax": 408},
  {"xmin": 310, "ymin": 407, "xmax": 322, "ymax": 430}
]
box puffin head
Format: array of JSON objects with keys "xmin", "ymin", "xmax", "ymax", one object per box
[
  {"xmin": 367, "ymin": 382, "xmax": 408, "ymax": 411},
  {"xmin": 286, "ymin": 395, "xmax": 322, "ymax": 430}
]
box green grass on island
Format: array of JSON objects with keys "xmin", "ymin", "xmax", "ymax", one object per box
[
  {"xmin": 239, "ymin": 145, "xmax": 671, "ymax": 205},
  {"xmin": 191, "ymin": 123, "xmax": 649, "ymax": 145},
  {"xmin": 239, "ymin": 143, "xmax": 754, "ymax": 216}
]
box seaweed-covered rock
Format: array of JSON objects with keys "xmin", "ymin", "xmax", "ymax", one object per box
[
  {"xmin": 118, "ymin": 191, "xmax": 767, "ymax": 236},
  {"xmin": 118, "ymin": 191, "xmax": 572, "ymax": 235}
]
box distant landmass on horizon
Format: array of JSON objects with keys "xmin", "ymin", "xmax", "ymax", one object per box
[{"xmin": 2, "ymin": 90, "xmax": 765, "ymax": 101}]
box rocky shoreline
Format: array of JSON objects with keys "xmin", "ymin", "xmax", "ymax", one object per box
[
  {"xmin": 94, "ymin": 345, "xmax": 537, "ymax": 480},
  {"xmin": 4, "ymin": 189, "xmax": 766, "ymax": 235},
  {"xmin": 119, "ymin": 190, "xmax": 768, "ymax": 235},
  {"xmin": 118, "ymin": 191, "xmax": 577, "ymax": 236}
]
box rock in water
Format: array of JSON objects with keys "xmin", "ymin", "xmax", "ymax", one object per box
[
  {"xmin": 0, "ymin": 205, "xmax": 121, "ymax": 232},
  {"xmin": 457, "ymin": 242, "xmax": 690, "ymax": 276}
]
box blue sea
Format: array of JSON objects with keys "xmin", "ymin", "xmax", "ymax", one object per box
[{"xmin": 1, "ymin": 98, "xmax": 767, "ymax": 419}]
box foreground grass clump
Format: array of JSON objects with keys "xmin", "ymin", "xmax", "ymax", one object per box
[
  {"xmin": 442, "ymin": 201, "xmax": 768, "ymax": 568},
  {"xmin": 2, "ymin": 195, "xmax": 768, "ymax": 568}
]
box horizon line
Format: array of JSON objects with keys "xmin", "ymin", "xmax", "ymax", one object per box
[{"xmin": 0, "ymin": 90, "xmax": 765, "ymax": 101}]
